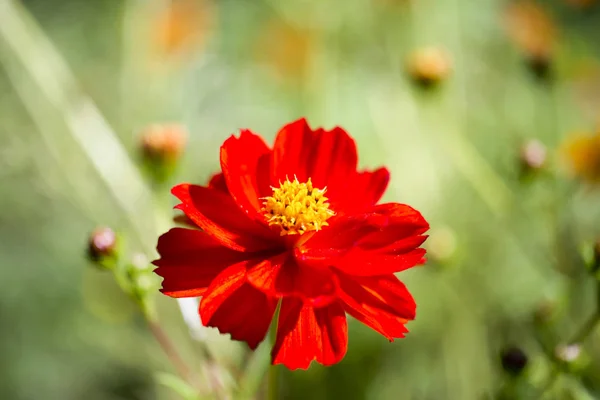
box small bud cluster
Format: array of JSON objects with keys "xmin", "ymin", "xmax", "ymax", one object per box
[{"xmin": 86, "ymin": 227, "xmax": 158, "ymax": 316}]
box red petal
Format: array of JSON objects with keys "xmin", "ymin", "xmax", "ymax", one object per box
[
  {"xmin": 336, "ymin": 272, "xmax": 415, "ymax": 340},
  {"xmin": 208, "ymin": 173, "xmax": 229, "ymax": 194},
  {"xmin": 271, "ymin": 118, "xmax": 358, "ymax": 205},
  {"xmin": 337, "ymin": 168, "xmax": 390, "ymax": 214},
  {"xmin": 303, "ymin": 203, "xmax": 429, "ymax": 276},
  {"xmin": 220, "ymin": 130, "xmax": 272, "ymax": 224},
  {"xmin": 247, "ymin": 252, "xmax": 338, "ymax": 307},
  {"xmin": 271, "ymin": 298, "xmax": 348, "ymax": 369},
  {"xmin": 153, "ymin": 228, "xmax": 248, "ymax": 298},
  {"xmin": 199, "ymin": 261, "xmax": 277, "ymax": 350},
  {"xmin": 172, "ymin": 184, "xmax": 278, "ymax": 252}
]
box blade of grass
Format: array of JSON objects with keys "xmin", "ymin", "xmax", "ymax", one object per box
[{"xmin": 0, "ymin": 0, "xmax": 156, "ymax": 252}]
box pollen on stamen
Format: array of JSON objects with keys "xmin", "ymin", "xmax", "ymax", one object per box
[{"xmin": 261, "ymin": 177, "xmax": 335, "ymax": 236}]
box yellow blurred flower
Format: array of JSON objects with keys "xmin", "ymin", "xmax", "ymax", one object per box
[
  {"xmin": 151, "ymin": 0, "xmax": 215, "ymax": 57},
  {"xmin": 504, "ymin": 2, "xmax": 557, "ymax": 60},
  {"xmin": 255, "ymin": 19, "xmax": 315, "ymax": 81},
  {"xmin": 561, "ymin": 131, "xmax": 600, "ymax": 182}
]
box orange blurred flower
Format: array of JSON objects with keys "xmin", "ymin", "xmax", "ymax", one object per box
[
  {"xmin": 504, "ymin": 2, "xmax": 557, "ymax": 60},
  {"xmin": 140, "ymin": 123, "xmax": 188, "ymax": 162},
  {"xmin": 256, "ymin": 19, "xmax": 315, "ymax": 81},
  {"xmin": 406, "ymin": 47, "xmax": 452, "ymax": 86},
  {"xmin": 561, "ymin": 131, "xmax": 600, "ymax": 182},
  {"xmin": 152, "ymin": 0, "xmax": 215, "ymax": 56}
]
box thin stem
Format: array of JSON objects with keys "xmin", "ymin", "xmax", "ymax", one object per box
[
  {"xmin": 147, "ymin": 319, "xmax": 201, "ymax": 392},
  {"xmin": 268, "ymin": 364, "xmax": 279, "ymax": 400},
  {"xmin": 569, "ymin": 312, "xmax": 600, "ymax": 344},
  {"xmin": 538, "ymin": 365, "xmax": 560, "ymax": 399},
  {"xmin": 267, "ymin": 305, "xmax": 281, "ymax": 400},
  {"xmin": 569, "ymin": 280, "xmax": 600, "ymax": 344}
]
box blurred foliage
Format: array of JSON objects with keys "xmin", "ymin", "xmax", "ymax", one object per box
[{"xmin": 4, "ymin": 0, "xmax": 600, "ymax": 399}]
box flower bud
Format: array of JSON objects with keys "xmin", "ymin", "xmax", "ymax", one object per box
[
  {"xmin": 554, "ymin": 343, "xmax": 590, "ymax": 372},
  {"xmin": 140, "ymin": 124, "xmax": 187, "ymax": 162},
  {"xmin": 519, "ymin": 139, "xmax": 547, "ymax": 178},
  {"xmin": 406, "ymin": 47, "xmax": 451, "ymax": 88},
  {"xmin": 87, "ymin": 227, "xmax": 118, "ymax": 268},
  {"xmin": 555, "ymin": 344, "xmax": 581, "ymax": 363},
  {"xmin": 139, "ymin": 124, "xmax": 188, "ymax": 183},
  {"xmin": 525, "ymin": 53, "xmax": 553, "ymax": 82},
  {"xmin": 504, "ymin": 2, "xmax": 556, "ymax": 82},
  {"xmin": 126, "ymin": 253, "xmax": 159, "ymax": 304},
  {"xmin": 500, "ymin": 347, "xmax": 529, "ymax": 375}
]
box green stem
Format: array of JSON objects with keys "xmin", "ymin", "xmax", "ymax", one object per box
[
  {"xmin": 267, "ymin": 365, "xmax": 279, "ymax": 400},
  {"xmin": 570, "ymin": 312, "xmax": 600, "ymax": 344},
  {"xmin": 147, "ymin": 318, "xmax": 201, "ymax": 393},
  {"xmin": 538, "ymin": 365, "xmax": 560, "ymax": 399},
  {"xmin": 540, "ymin": 281, "xmax": 600, "ymax": 397},
  {"xmin": 569, "ymin": 280, "xmax": 600, "ymax": 344},
  {"xmin": 267, "ymin": 305, "xmax": 281, "ymax": 400}
]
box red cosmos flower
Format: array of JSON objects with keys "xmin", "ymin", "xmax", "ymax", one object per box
[{"xmin": 153, "ymin": 118, "xmax": 429, "ymax": 370}]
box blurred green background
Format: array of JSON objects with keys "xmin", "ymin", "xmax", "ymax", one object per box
[{"xmin": 3, "ymin": 0, "xmax": 600, "ymax": 398}]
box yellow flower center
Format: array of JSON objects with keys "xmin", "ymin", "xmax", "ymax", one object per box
[{"xmin": 262, "ymin": 177, "xmax": 334, "ymax": 236}]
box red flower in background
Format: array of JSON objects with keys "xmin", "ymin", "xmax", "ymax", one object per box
[{"xmin": 153, "ymin": 118, "xmax": 429, "ymax": 369}]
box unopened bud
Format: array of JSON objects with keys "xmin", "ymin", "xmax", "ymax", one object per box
[
  {"xmin": 519, "ymin": 139, "xmax": 547, "ymax": 178},
  {"xmin": 526, "ymin": 53, "xmax": 553, "ymax": 82},
  {"xmin": 555, "ymin": 344, "xmax": 581, "ymax": 363},
  {"xmin": 126, "ymin": 253, "xmax": 159, "ymax": 303},
  {"xmin": 500, "ymin": 347, "xmax": 529, "ymax": 376},
  {"xmin": 87, "ymin": 227, "xmax": 118, "ymax": 268},
  {"xmin": 554, "ymin": 343, "xmax": 590, "ymax": 372},
  {"xmin": 406, "ymin": 47, "xmax": 451, "ymax": 88},
  {"xmin": 139, "ymin": 124, "xmax": 187, "ymax": 183},
  {"xmin": 140, "ymin": 124, "xmax": 188, "ymax": 162}
]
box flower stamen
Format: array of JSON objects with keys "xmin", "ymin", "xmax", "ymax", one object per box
[{"xmin": 262, "ymin": 177, "xmax": 334, "ymax": 236}]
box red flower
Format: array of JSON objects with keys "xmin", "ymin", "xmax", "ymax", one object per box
[{"xmin": 153, "ymin": 118, "xmax": 429, "ymax": 369}]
